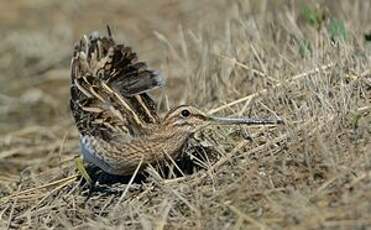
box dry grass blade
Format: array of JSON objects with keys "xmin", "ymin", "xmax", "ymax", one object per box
[
  {"xmin": 0, "ymin": 175, "xmax": 78, "ymax": 205},
  {"xmin": 208, "ymin": 63, "xmax": 335, "ymax": 114},
  {"xmin": 225, "ymin": 202, "xmax": 270, "ymax": 230},
  {"xmin": 113, "ymin": 157, "xmax": 143, "ymax": 212}
]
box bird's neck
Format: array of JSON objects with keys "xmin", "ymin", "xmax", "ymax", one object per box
[{"xmin": 148, "ymin": 125, "xmax": 191, "ymax": 157}]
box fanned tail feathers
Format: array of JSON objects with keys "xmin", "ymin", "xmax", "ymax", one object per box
[{"xmin": 70, "ymin": 27, "xmax": 164, "ymax": 142}]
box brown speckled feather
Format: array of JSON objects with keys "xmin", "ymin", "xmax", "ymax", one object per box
[
  {"xmin": 70, "ymin": 27, "xmax": 168, "ymax": 175},
  {"xmin": 70, "ymin": 27, "xmax": 164, "ymax": 142}
]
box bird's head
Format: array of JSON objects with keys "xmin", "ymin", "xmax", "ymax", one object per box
[
  {"xmin": 161, "ymin": 105, "xmax": 211, "ymax": 133},
  {"xmin": 161, "ymin": 105, "xmax": 283, "ymax": 135}
]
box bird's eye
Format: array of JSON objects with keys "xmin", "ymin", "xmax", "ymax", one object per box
[{"xmin": 180, "ymin": 109, "xmax": 191, "ymax": 118}]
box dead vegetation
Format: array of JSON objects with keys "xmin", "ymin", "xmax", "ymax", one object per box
[{"xmin": 0, "ymin": 0, "xmax": 370, "ymax": 229}]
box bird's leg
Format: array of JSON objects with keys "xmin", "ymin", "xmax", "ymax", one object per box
[
  {"xmin": 74, "ymin": 157, "xmax": 99, "ymax": 202},
  {"xmin": 85, "ymin": 180, "xmax": 97, "ymax": 203},
  {"xmin": 74, "ymin": 156, "xmax": 93, "ymax": 186}
]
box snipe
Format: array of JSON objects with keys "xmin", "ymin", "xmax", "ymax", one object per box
[{"xmin": 70, "ymin": 26, "xmax": 283, "ymax": 182}]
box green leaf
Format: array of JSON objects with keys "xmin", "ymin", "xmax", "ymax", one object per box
[
  {"xmin": 328, "ymin": 18, "xmax": 347, "ymax": 42},
  {"xmin": 302, "ymin": 5, "xmax": 323, "ymax": 29},
  {"xmin": 299, "ymin": 39, "xmax": 312, "ymax": 57}
]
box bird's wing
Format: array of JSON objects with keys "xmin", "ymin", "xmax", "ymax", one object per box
[{"xmin": 70, "ymin": 27, "xmax": 164, "ymax": 143}]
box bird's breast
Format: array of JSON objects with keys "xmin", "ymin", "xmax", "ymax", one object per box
[{"xmin": 79, "ymin": 131, "xmax": 191, "ymax": 176}]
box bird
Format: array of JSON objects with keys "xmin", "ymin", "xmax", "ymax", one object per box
[{"xmin": 70, "ymin": 26, "xmax": 283, "ymax": 183}]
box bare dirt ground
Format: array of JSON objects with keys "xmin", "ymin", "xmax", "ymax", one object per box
[{"xmin": 0, "ymin": 0, "xmax": 370, "ymax": 229}]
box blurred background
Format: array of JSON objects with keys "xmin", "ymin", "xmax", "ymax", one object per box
[{"xmin": 0, "ymin": 0, "xmax": 233, "ymax": 134}]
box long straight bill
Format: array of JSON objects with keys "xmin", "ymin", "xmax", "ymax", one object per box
[{"xmin": 209, "ymin": 116, "xmax": 284, "ymax": 125}]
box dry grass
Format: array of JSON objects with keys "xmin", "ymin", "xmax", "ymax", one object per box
[{"xmin": 0, "ymin": 0, "xmax": 370, "ymax": 229}]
